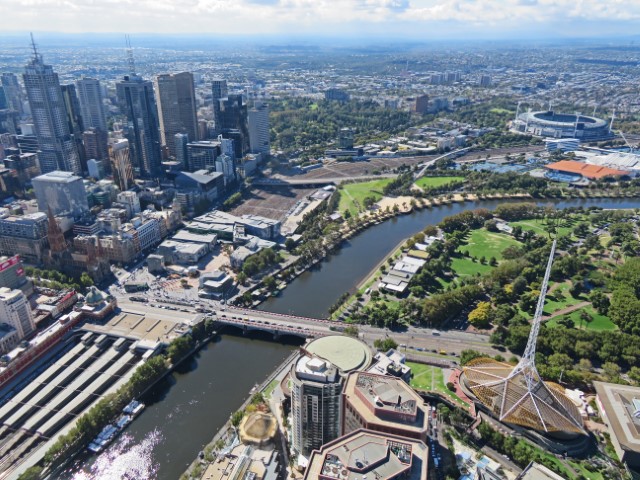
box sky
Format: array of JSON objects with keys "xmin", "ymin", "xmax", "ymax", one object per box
[{"xmin": 1, "ymin": 0, "xmax": 640, "ymax": 40}]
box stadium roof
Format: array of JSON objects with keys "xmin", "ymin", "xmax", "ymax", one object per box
[
  {"xmin": 463, "ymin": 358, "xmax": 584, "ymax": 434},
  {"xmin": 546, "ymin": 160, "xmax": 630, "ymax": 179}
]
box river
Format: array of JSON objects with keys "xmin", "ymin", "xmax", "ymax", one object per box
[
  {"xmin": 60, "ymin": 332, "xmax": 298, "ymax": 480},
  {"xmin": 63, "ymin": 196, "xmax": 637, "ymax": 479},
  {"xmin": 258, "ymin": 197, "xmax": 639, "ymax": 318}
]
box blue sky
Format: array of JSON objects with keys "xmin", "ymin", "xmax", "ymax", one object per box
[{"xmin": 1, "ymin": 0, "xmax": 639, "ymax": 39}]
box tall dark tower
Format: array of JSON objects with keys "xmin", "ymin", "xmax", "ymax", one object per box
[
  {"xmin": 115, "ymin": 41, "xmax": 162, "ymax": 178},
  {"xmin": 155, "ymin": 72, "xmax": 198, "ymax": 158},
  {"xmin": 23, "ymin": 34, "xmax": 81, "ymax": 174},
  {"xmin": 211, "ymin": 79, "xmax": 228, "ymax": 134}
]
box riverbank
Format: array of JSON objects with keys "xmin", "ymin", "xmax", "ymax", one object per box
[
  {"xmin": 180, "ymin": 348, "xmax": 299, "ymax": 480},
  {"xmin": 247, "ymin": 189, "xmax": 639, "ymax": 313}
]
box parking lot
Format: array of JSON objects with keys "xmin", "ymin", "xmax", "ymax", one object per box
[{"xmin": 230, "ymin": 186, "xmax": 316, "ymax": 221}]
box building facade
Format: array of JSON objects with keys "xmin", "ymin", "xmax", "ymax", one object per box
[
  {"xmin": 155, "ymin": 72, "xmax": 198, "ymax": 158},
  {"xmin": 32, "ymin": 171, "xmax": 89, "ymax": 218},
  {"xmin": 248, "ymin": 102, "xmax": 270, "ymax": 155},
  {"xmin": 23, "ymin": 47, "xmax": 81, "ymax": 174},
  {"xmin": 0, "ymin": 287, "xmax": 35, "ymax": 340},
  {"xmin": 75, "ymin": 78, "xmax": 107, "ymax": 132},
  {"xmin": 116, "ymin": 75, "xmax": 162, "ymax": 178}
]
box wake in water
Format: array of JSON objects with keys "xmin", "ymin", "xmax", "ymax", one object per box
[{"xmin": 69, "ymin": 429, "xmax": 162, "ymax": 480}]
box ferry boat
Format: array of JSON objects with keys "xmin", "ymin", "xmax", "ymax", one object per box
[{"xmin": 87, "ymin": 401, "xmax": 145, "ymax": 453}]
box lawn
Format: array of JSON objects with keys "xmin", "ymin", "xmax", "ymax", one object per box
[
  {"xmin": 262, "ymin": 379, "xmax": 279, "ymax": 398},
  {"xmin": 458, "ymin": 228, "xmax": 521, "ymax": 261},
  {"xmin": 546, "ymin": 306, "xmax": 617, "ymax": 331},
  {"xmin": 510, "ymin": 217, "xmax": 578, "ymax": 238},
  {"xmin": 414, "ymin": 176, "xmax": 464, "ymax": 190},
  {"xmin": 407, "ymin": 362, "xmax": 469, "ymax": 408},
  {"xmin": 450, "ymin": 256, "xmax": 493, "ymax": 277},
  {"xmin": 542, "ymin": 282, "xmax": 585, "ymax": 316},
  {"xmin": 338, "ymin": 178, "xmax": 394, "ymax": 215}
]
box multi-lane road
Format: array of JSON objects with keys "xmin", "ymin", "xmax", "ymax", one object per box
[{"xmin": 113, "ymin": 290, "xmax": 503, "ymax": 359}]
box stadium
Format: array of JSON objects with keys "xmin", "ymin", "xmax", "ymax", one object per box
[{"xmin": 513, "ymin": 110, "xmax": 613, "ymax": 141}]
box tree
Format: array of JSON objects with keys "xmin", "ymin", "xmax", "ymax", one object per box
[
  {"xmin": 166, "ymin": 336, "xmax": 193, "ymax": 364},
  {"xmin": 468, "ymin": 301, "xmax": 492, "ymax": 328},
  {"xmin": 589, "ymin": 290, "xmax": 610, "ymax": 315},
  {"xmin": 373, "ymin": 338, "xmax": 398, "ymax": 351},
  {"xmin": 344, "ymin": 325, "xmax": 359, "ymax": 337},
  {"xmin": 17, "ymin": 466, "xmax": 43, "ymax": 480},
  {"xmin": 603, "ymin": 361, "xmax": 622, "ymax": 381},
  {"xmin": 80, "ymin": 272, "xmax": 94, "ymax": 289},
  {"xmin": 460, "ymin": 349, "xmax": 484, "ymax": 365},
  {"xmin": 446, "ymin": 382, "xmax": 456, "ymax": 391},
  {"xmin": 285, "ymin": 238, "xmax": 296, "ymax": 252},
  {"xmin": 231, "ymin": 410, "xmax": 244, "ymax": 427}
]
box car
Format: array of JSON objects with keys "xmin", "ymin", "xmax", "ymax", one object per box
[{"xmin": 399, "ymin": 344, "xmax": 406, "ymax": 347}]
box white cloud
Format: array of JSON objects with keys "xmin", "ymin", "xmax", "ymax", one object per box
[{"xmin": 1, "ymin": 0, "xmax": 640, "ymax": 36}]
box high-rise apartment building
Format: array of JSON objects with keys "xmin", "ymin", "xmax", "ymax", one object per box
[
  {"xmin": 291, "ymin": 355, "xmax": 344, "ymax": 457},
  {"xmin": 32, "ymin": 170, "xmax": 89, "ymax": 218},
  {"xmin": 290, "ymin": 336, "xmax": 372, "ymax": 458},
  {"xmin": 116, "ymin": 74, "xmax": 162, "ymax": 178},
  {"xmin": 109, "ymin": 139, "xmax": 134, "ymax": 191},
  {"xmin": 248, "ymin": 102, "xmax": 270, "ymax": 155},
  {"xmin": 75, "ymin": 78, "xmax": 107, "ymax": 132},
  {"xmin": 155, "ymin": 72, "xmax": 198, "ymax": 157},
  {"xmin": 23, "ymin": 41, "xmax": 81, "ymax": 174}
]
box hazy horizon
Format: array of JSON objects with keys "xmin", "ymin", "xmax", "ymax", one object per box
[{"xmin": 1, "ymin": 0, "xmax": 640, "ymax": 41}]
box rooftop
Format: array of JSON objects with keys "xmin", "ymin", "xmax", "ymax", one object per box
[
  {"xmin": 546, "ymin": 160, "xmax": 630, "ymax": 179},
  {"xmin": 33, "ymin": 171, "xmax": 83, "ymax": 183},
  {"xmin": 594, "ymin": 382, "xmax": 640, "ymax": 456},
  {"xmin": 344, "ymin": 372, "xmax": 427, "ymax": 434},
  {"xmin": 305, "ymin": 336, "xmax": 372, "ymax": 373},
  {"xmin": 304, "ymin": 430, "xmax": 428, "ymax": 480}
]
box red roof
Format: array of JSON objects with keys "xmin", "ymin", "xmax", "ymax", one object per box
[{"xmin": 546, "ymin": 160, "xmax": 630, "ymax": 179}]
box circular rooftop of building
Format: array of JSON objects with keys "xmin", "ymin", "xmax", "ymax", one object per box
[
  {"xmin": 305, "ymin": 336, "xmax": 372, "ymax": 373},
  {"xmin": 518, "ymin": 111, "xmax": 608, "ymax": 129}
]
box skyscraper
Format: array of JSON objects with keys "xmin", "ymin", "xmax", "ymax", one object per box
[
  {"xmin": 211, "ymin": 79, "xmax": 228, "ymax": 133},
  {"xmin": 116, "ymin": 74, "xmax": 162, "ymax": 178},
  {"xmin": 218, "ymin": 94, "xmax": 249, "ymax": 155},
  {"xmin": 248, "ymin": 102, "xmax": 270, "ymax": 155},
  {"xmin": 76, "ymin": 77, "xmax": 107, "ymax": 132},
  {"xmin": 1, "ymin": 73, "xmax": 26, "ymax": 117},
  {"xmin": 155, "ymin": 72, "xmax": 198, "ymax": 158},
  {"xmin": 61, "ymin": 84, "xmax": 86, "ymax": 171},
  {"xmin": 23, "ymin": 37, "xmax": 82, "ymax": 174}
]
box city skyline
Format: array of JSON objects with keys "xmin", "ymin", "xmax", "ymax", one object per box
[{"xmin": 0, "ymin": 0, "xmax": 639, "ymax": 39}]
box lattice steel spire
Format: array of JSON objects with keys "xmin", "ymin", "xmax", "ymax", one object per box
[{"xmin": 463, "ymin": 239, "xmax": 584, "ymax": 434}]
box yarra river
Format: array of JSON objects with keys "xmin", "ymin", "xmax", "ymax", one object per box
[{"xmin": 63, "ymin": 197, "xmax": 638, "ymax": 479}]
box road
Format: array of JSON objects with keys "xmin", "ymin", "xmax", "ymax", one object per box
[{"xmin": 113, "ymin": 285, "xmax": 502, "ymax": 357}]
